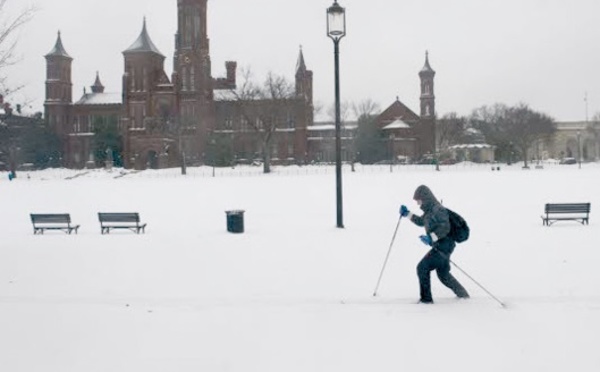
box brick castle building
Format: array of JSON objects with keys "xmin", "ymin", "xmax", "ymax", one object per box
[{"xmin": 44, "ymin": 0, "xmax": 313, "ymax": 169}]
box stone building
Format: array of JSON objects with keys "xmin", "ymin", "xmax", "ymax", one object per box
[
  {"xmin": 44, "ymin": 0, "xmax": 313, "ymax": 169},
  {"xmin": 540, "ymin": 121, "xmax": 599, "ymax": 162}
]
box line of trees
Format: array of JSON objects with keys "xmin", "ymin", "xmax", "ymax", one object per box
[{"xmin": 438, "ymin": 103, "xmax": 556, "ymax": 166}]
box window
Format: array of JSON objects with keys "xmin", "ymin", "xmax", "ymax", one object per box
[
  {"xmin": 190, "ymin": 66, "xmax": 195, "ymax": 92},
  {"xmin": 182, "ymin": 68, "xmax": 188, "ymax": 91},
  {"xmin": 143, "ymin": 67, "xmax": 147, "ymax": 92}
]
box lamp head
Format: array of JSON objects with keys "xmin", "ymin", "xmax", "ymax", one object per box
[{"xmin": 327, "ymin": 1, "xmax": 346, "ymax": 41}]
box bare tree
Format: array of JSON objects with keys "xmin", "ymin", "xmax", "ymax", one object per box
[
  {"xmin": 352, "ymin": 99, "xmax": 380, "ymax": 120},
  {"xmin": 234, "ymin": 70, "xmax": 297, "ymax": 173},
  {"xmin": 0, "ymin": 0, "xmax": 36, "ymax": 97},
  {"xmin": 471, "ymin": 103, "xmax": 556, "ymax": 167},
  {"xmin": 327, "ymin": 100, "xmax": 351, "ymax": 124},
  {"xmin": 437, "ymin": 112, "xmax": 467, "ymax": 150}
]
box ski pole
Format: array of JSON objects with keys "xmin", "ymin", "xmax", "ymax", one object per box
[
  {"xmin": 435, "ymin": 249, "xmax": 506, "ymax": 308},
  {"xmin": 373, "ymin": 216, "xmax": 402, "ymax": 297}
]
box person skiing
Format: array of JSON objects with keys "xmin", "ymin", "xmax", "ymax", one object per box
[{"xmin": 400, "ymin": 185, "xmax": 469, "ymax": 304}]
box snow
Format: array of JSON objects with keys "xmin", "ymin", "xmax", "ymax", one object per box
[
  {"xmin": 74, "ymin": 92, "xmax": 122, "ymax": 105},
  {"xmin": 1, "ymin": 163, "xmax": 600, "ymax": 371},
  {"xmin": 383, "ymin": 118, "xmax": 411, "ymax": 129}
]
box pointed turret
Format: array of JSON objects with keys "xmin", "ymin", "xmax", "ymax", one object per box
[
  {"xmin": 45, "ymin": 31, "xmax": 72, "ymax": 59},
  {"xmin": 295, "ymin": 46, "xmax": 313, "ymax": 105},
  {"xmin": 418, "ymin": 51, "xmax": 436, "ymax": 157},
  {"xmin": 419, "ymin": 50, "xmax": 435, "ymax": 77},
  {"xmin": 44, "ymin": 31, "xmax": 73, "ymax": 136},
  {"xmin": 419, "ymin": 51, "xmax": 436, "ymax": 118},
  {"xmin": 296, "ymin": 46, "xmax": 307, "ymax": 76},
  {"xmin": 91, "ymin": 71, "xmax": 105, "ymax": 93},
  {"xmin": 123, "ymin": 18, "xmax": 164, "ymax": 56}
]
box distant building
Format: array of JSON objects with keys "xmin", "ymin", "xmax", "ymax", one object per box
[
  {"xmin": 542, "ymin": 121, "xmax": 599, "ymax": 161},
  {"xmin": 307, "ymin": 52, "xmax": 438, "ymax": 163},
  {"xmin": 44, "ymin": 0, "xmax": 313, "ymax": 169}
]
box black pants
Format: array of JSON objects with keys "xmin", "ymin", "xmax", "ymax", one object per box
[{"xmin": 417, "ymin": 248, "xmax": 469, "ymax": 302}]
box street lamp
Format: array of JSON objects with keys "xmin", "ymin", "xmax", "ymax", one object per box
[
  {"xmin": 327, "ymin": 0, "xmax": 346, "ymax": 228},
  {"xmin": 577, "ymin": 130, "xmax": 581, "ymax": 169}
]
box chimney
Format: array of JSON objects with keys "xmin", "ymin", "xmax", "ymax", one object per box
[{"xmin": 225, "ymin": 61, "xmax": 237, "ymax": 85}]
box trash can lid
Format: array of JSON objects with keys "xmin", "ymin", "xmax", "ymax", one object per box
[{"xmin": 226, "ymin": 210, "xmax": 245, "ymax": 215}]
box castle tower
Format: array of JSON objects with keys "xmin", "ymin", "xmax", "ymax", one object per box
[
  {"xmin": 173, "ymin": 0, "xmax": 215, "ymax": 151},
  {"xmin": 122, "ymin": 18, "xmax": 166, "ymax": 128},
  {"xmin": 295, "ymin": 46, "xmax": 313, "ymax": 106},
  {"xmin": 174, "ymin": 0, "xmax": 212, "ymax": 99},
  {"xmin": 418, "ymin": 51, "xmax": 436, "ymax": 156},
  {"xmin": 419, "ymin": 51, "xmax": 436, "ymax": 118},
  {"xmin": 44, "ymin": 31, "xmax": 73, "ymax": 135}
]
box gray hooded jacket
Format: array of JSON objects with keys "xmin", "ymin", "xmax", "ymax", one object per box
[{"xmin": 409, "ymin": 185, "xmax": 454, "ymax": 252}]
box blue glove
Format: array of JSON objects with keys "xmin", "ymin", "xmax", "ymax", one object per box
[
  {"xmin": 419, "ymin": 234, "xmax": 433, "ymax": 246},
  {"xmin": 400, "ymin": 205, "xmax": 409, "ymax": 217}
]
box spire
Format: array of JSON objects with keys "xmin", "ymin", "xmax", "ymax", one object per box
[
  {"xmin": 45, "ymin": 31, "xmax": 72, "ymax": 59},
  {"xmin": 296, "ymin": 45, "xmax": 307, "ymax": 75},
  {"xmin": 91, "ymin": 71, "xmax": 105, "ymax": 93},
  {"xmin": 123, "ymin": 17, "xmax": 164, "ymax": 56},
  {"xmin": 419, "ymin": 50, "xmax": 435, "ymax": 76}
]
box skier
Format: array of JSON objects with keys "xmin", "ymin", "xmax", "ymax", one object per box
[{"xmin": 400, "ymin": 185, "xmax": 469, "ymax": 304}]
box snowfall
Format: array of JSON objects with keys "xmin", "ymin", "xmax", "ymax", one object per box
[{"xmin": 1, "ymin": 162, "xmax": 599, "ymax": 372}]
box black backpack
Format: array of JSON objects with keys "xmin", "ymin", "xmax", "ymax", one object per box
[{"xmin": 446, "ymin": 208, "xmax": 469, "ymax": 243}]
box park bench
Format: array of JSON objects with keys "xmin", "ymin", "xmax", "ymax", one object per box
[
  {"xmin": 30, "ymin": 213, "xmax": 80, "ymax": 234},
  {"xmin": 98, "ymin": 212, "xmax": 147, "ymax": 234},
  {"xmin": 541, "ymin": 203, "xmax": 591, "ymax": 226}
]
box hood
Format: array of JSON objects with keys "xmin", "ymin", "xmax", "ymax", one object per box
[{"xmin": 413, "ymin": 185, "xmax": 440, "ymax": 212}]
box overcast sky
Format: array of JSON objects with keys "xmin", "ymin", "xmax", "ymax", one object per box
[{"xmin": 5, "ymin": 0, "xmax": 600, "ymax": 122}]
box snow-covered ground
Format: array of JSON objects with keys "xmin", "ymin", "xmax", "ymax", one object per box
[{"xmin": 1, "ymin": 163, "xmax": 599, "ymax": 372}]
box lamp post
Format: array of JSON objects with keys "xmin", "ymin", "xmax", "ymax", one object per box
[
  {"xmin": 577, "ymin": 130, "xmax": 581, "ymax": 169},
  {"xmin": 327, "ymin": 0, "xmax": 346, "ymax": 228}
]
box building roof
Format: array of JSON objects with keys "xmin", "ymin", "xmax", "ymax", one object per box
[
  {"xmin": 383, "ymin": 118, "xmax": 411, "ymax": 130},
  {"xmin": 45, "ymin": 31, "xmax": 72, "ymax": 59},
  {"xmin": 123, "ymin": 18, "xmax": 164, "ymax": 56},
  {"xmin": 378, "ymin": 98, "xmax": 420, "ymax": 126},
  {"xmin": 449, "ymin": 144, "xmax": 495, "ymax": 149},
  {"xmin": 214, "ymin": 89, "xmax": 237, "ymax": 101},
  {"xmin": 555, "ymin": 121, "xmax": 587, "ymax": 131},
  {"xmin": 74, "ymin": 92, "xmax": 122, "ymax": 106},
  {"xmin": 307, "ymin": 122, "xmax": 358, "ymax": 131}
]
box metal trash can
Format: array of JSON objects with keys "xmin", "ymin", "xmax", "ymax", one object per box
[{"xmin": 226, "ymin": 210, "xmax": 245, "ymax": 233}]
